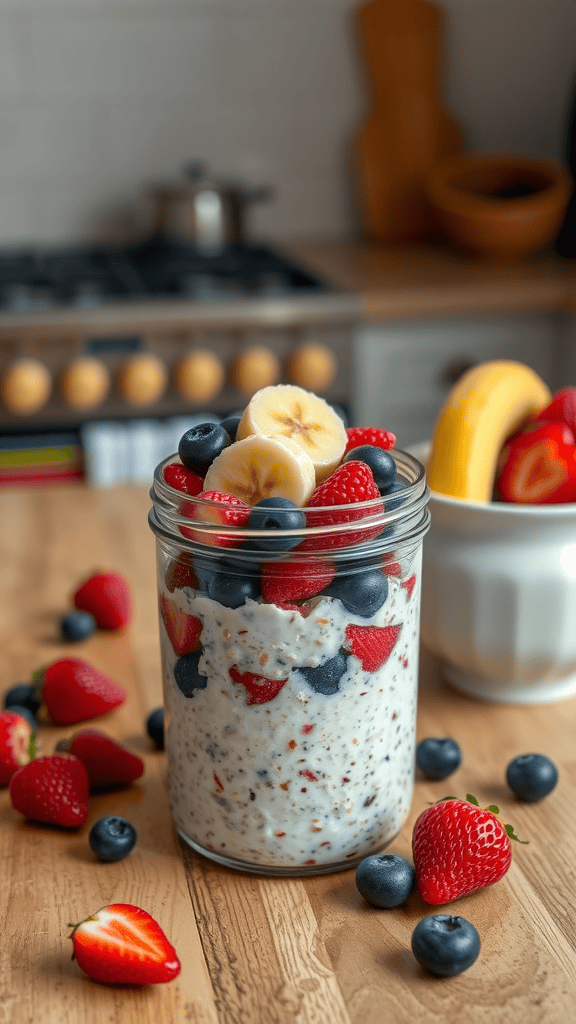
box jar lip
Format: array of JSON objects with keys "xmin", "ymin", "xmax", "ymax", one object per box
[{"xmin": 149, "ymin": 448, "xmax": 430, "ymax": 552}]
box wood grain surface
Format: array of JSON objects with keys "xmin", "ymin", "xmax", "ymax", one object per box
[{"xmin": 1, "ymin": 483, "xmax": 575, "ymax": 1024}]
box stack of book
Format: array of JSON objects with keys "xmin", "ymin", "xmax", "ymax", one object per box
[{"xmin": 0, "ymin": 432, "xmax": 84, "ymax": 487}]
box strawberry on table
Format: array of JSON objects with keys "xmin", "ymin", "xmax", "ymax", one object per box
[
  {"xmin": 0, "ymin": 710, "xmax": 35, "ymax": 786},
  {"xmin": 300, "ymin": 461, "xmax": 383, "ymax": 551},
  {"xmin": 412, "ymin": 795, "xmax": 528, "ymax": 905},
  {"xmin": 160, "ymin": 595, "xmax": 202, "ymax": 656},
  {"xmin": 345, "ymin": 427, "xmax": 396, "ymax": 454},
  {"xmin": 163, "ymin": 461, "xmax": 204, "ymax": 496},
  {"xmin": 57, "ymin": 728, "xmax": 144, "ymax": 790},
  {"xmin": 344, "ymin": 623, "xmax": 402, "ymax": 672},
  {"xmin": 179, "ymin": 490, "xmax": 251, "ymax": 547},
  {"xmin": 261, "ymin": 556, "xmax": 335, "ymax": 607},
  {"xmin": 69, "ymin": 903, "xmax": 181, "ymax": 986},
  {"xmin": 73, "ymin": 570, "xmax": 131, "ymax": 630},
  {"xmin": 10, "ymin": 752, "xmax": 89, "ymax": 827},
  {"xmin": 38, "ymin": 657, "xmax": 126, "ymax": 725}
]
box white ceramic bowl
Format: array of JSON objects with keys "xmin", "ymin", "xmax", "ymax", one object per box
[{"xmin": 413, "ymin": 443, "xmax": 576, "ymax": 704}]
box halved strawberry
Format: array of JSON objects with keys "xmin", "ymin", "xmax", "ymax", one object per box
[
  {"xmin": 300, "ymin": 461, "xmax": 383, "ymax": 552},
  {"xmin": 73, "ymin": 570, "xmax": 131, "ymax": 630},
  {"xmin": 179, "ymin": 490, "xmax": 251, "ymax": 547},
  {"xmin": 57, "ymin": 728, "xmax": 144, "ymax": 790},
  {"xmin": 538, "ymin": 387, "xmax": 576, "ymax": 436},
  {"xmin": 39, "ymin": 657, "xmax": 126, "ymax": 725},
  {"xmin": 496, "ymin": 420, "xmax": 576, "ymax": 504},
  {"xmin": 69, "ymin": 903, "xmax": 181, "ymax": 985},
  {"xmin": 229, "ymin": 666, "xmax": 288, "ymax": 705},
  {"xmin": 0, "ymin": 710, "xmax": 34, "ymax": 787},
  {"xmin": 345, "ymin": 427, "xmax": 396, "ymax": 453},
  {"xmin": 261, "ymin": 557, "xmax": 335, "ymax": 607},
  {"xmin": 165, "ymin": 554, "xmax": 199, "ymax": 593},
  {"xmin": 345, "ymin": 623, "xmax": 402, "ymax": 672},
  {"xmin": 10, "ymin": 752, "xmax": 89, "ymax": 828},
  {"xmin": 401, "ymin": 575, "xmax": 416, "ymax": 600},
  {"xmin": 163, "ymin": 461, "xmax": 204, "ymax": 496},
  {"xmin": 160, "ymin": 595, "xmax": 202, "ymax": 656}
]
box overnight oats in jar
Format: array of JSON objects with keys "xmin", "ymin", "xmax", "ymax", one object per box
[{"xmin": 149, "ymin": 386, "xmax": 430, "ymax": 875}]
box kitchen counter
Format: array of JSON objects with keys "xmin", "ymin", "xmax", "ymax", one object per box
[
  {"xmin": 1, "ymin": 483, "xmax": 575, "ymax": 1024},
  {"xmin": 283, "ymin": 240, "xmax": 576, "ymax": 321}
]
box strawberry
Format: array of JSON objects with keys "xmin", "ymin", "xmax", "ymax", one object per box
[
  {"xmin": 344, "ymin": 623, "xmax": 402, "ymax": 672},
  {"xmin": 160, "ymin": 595, "xmax": 202, "ymax": 655},
  {"xmin": 0, "ymin": 710, "xmax": 35, "ymax": 786},
  {"xmin": 73, "ymin": 570, "xmax": 131, "ymax": 630},
  {"xmin": 401, "ymin": 574, "xmax": 417, "ymax": 600},
  {"xmin": 412, "ymin": 795, "xmax": 528, "ymax": 905},
  {"xmin": 57, "ymin": 728, "xmax": 144, "ymax": 789},
  {"xmin": 300, "ymin": 461, "xmax": 383, "ymax": 551},
  {"xmin": 10, "ymin": 752, "xmax": 89, "ymax": 827},
  {"xmin": 345, "ymin": 427, "xmax": 396, "ymax": 453},
  {"xmin": 165, "ymin": 554, "xmax": 199, "ymax": 593},
  {"xmin": 39, "ymin": 657, "xmax": 126, "ymax": 725},
  {"xmin": 538, "ymin": 386, "xmax": 576, "ymax": 436},
  {"xmin": 69, "ymin": 903, "xmax": 181, "ymax": 985},
  {"xmin": 163, "ymin": 461, "xmax": 204, "ymax": 496},
  {"xmin": 261, "ymin": 556, "xmax": 335, "ymax": 607},
  {"xmin": 229, "ymin": 666, "xmax": 288, "ymax": 705},
  {"xmin": 496, "ymin": 419, "xmax": 576, "ymax": 504},
  {"xmin": 179, "ymin": 490, "xmax": 251, "ymax": 547}
]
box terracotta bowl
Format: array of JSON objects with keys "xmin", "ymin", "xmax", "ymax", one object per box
[{"xmin": 425, "ymin": 152, "xmax": 572, "ymax": 259}]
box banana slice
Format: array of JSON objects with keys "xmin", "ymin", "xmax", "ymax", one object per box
[
  {"xmin": 427, "ymin": 359, "xmax": 552, "ymax": 502},
  {"xmin": 237, "ymin": 384, "xmax": 347, "ymax": 483},
  {"xmin": 202, "ymin": 434, "xmax": 316, "ymax": 507}
]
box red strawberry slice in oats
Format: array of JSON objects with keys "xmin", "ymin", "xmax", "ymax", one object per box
[
  {"xmin": 345, "ymin": 624, "xmax": 402, "ymax": 672},
  {"xmin": 401, "ymin": 575, "xmax": 416, "ymax": 600},
  {"xmin": 160, "ymin": 595, "xmax": 202, "ymax": 656},
  {"xmin": 229, "ymin": 666, "xmax": 288, "ymax": 705},
  {"xmin": 382, "ymin": 560, "xmax": 402, "ymax": 577},
  {"xmin": 261, "ymin": 557, "xmax": 335, "ymax": 607},
  {"xmin": 165, "ymin": 554, "xmax": 199, "ymax": 593}
]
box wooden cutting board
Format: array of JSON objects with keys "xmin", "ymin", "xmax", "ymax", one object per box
[{"xmin": 354, "ymin": 0, "xmax": 464, "ymax": 242}]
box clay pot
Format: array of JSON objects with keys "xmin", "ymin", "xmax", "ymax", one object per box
[{"xmin": 425, "ymin": 152, "xmax": 573, "ymax": 259}]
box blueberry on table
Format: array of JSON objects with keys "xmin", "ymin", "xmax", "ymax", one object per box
[
  {"xmin": 344, "ymin": 445, "xmax": 396, "ymax": 494},
  {"xmin": 146, "ymin": 707, "xmax": 165, "ymax": 750},
  {"xmin": 174, "ymin": 651, "xmax": 208, "ymax": 698},
  {"xmin": 411, "ymin": 915, "xmax": 481, "ymax": 977},
  {"xmin": 416, "ymin": 738, "xmax": 462, "ymax": 780},
  {"xmin": 3, "ymin": 683, "xmax": 41, "ymax": 715},
  {"xmin": 219, "ymin": 413, "xmax": 242, "ymax": 440},
  {"xmin": 248, "ymin": 497, "xmax": 306, "ymax": 551},
  {"xmin": 324, "ymin": 569, "xmax": 388, "ymax": 618},
  {"xmin": 506, "ymin": 753, "xmax": 558, "ymax": 801},
  {"xmin": 178, "ymin": 422, "xmax": 232, "ymax": 475},
  {"xmin": 89, "ymin": 817, "xmax": 137, "ymax": 862},
  {"xmin": 60, "ymin": 610, "xmax": 97, "ymax": 642},
  {"xmin": 298, "ymin": 652, "xmax": 349, "ymax": 695},
  {"xmin": 7, "ymin": 704, "xmax": 37, "ymax": 730},
  {"xmin": 356, "ymin": 853, "xmax": 415, "ymax": 908}
]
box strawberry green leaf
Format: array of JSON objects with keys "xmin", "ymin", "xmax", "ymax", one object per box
[
  {"xmin": 466, "ymin": 793, "xmax": 479, "ymax": 806},
  {"xmin": 27, "ymin": 733, "xmax": 37, "ymax": 760},
  {"xmin": 486, "ymin": 804, "xmax": 500, "ymax": 814},
  {"xmin": 504, "ymin": 823, "xmax": 530, "ymax": 844}
]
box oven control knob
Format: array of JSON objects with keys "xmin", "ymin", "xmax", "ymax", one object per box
[
  {"xmin": 116, "ymin": 353, "xmax": 168, "ymax": 406},
  {"xmin": 1, "ymin": 357, "xmax": 52, "ymax": 415},
  {"xmin": 285, "ymin": 342, "xmax": 337, "ymax": 393},
  {"xmin": 229, "ymin": 346, "xmax": 281, "ymax": 397},
  {"xmin": 59, "ymin": 356, "xmax": 110, "ymax": 410},
  {"xmin": 173, "ymin": 349, "xmax": 224, "ymax": 403}
]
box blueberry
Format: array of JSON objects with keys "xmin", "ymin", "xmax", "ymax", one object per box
[
  {"xmin": 298, "ymin": 652, "xmax": 349, "ymax": 695},
  {"xmin": 3, "ymin": 684, "xmax": 41, "ymax": 715},
  {"xmin": 207, "ymin": 570, "xmax": 261, "ymax": 609},
  {"xmin": 219, "ymin": 413, "xmax": 242, "ymax": 439},
  {"xmin": 178, "ymin": 422, "xmax": 232, "ymax": 475},
  {"xmin": 146, "ymin": 707, "xmax": 164, "ymax": 749},
  {"xmin": 411, "ymin": 915, "xmax": 481, "ymax": 977},
  {"xmin": 7, "ymin": 704, "xmax": 37, "ymax": 730},
  {"xmin": 355, "ymin": 853, "xmax": 415, "ymax": 908},
  {"xmin": 344, "ymin": 445, "xmax": 396, "ymax": 494},
  {"xmin": 506, "ymin": 753, "xmax": 558, "ymax": 801},
  {"xmin": 416, "ymin": 738, "xmax": 462, "ymax": 780},
  {"xmin": 174, "ymin": 651, "xmax": 208, "ymax": 697},
  {"xmin": 60, "ymin": 610, "xmax": 97, "ymax": 641},
  {"xmin": 384, "ymin": 481, "xmax": 407, "ymax": 510},
  {"xmin": 324, "ymin": 569, "xmax": 388, "ymax": 618},
  {"xmin": 248, "ymin": 497, "xmax": 306, "ymax": 551},
  {"xmin": 89, "ymin": 816, "xmax": 137, "ymax": 862}
]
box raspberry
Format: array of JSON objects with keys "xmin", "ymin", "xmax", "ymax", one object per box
[
  {"xmin": 300, "ymin": 461, "xmax": 382, "ymax": 551},
  {"xmin": 179, "ymin": 491, "xmax": 251, "ymax": 547},
  {"xmin": 163, "ymin": 462, "xmax": 204, "ymax": 496},
  {"xmin": 345, "ymin": 427, "xmax": 396, "ymax": 454},
  {"xmin": 261, "ymin": 557, "xmax": 335, "ymax": 607}
]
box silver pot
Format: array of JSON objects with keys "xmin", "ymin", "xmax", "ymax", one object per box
[{"xmin": 150, "ymin": 163, "xmax": 275, "ymax": 255}]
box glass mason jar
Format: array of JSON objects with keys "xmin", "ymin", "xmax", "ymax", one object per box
[{"xmin": 149, "ymin": 449, "xmax": 430, "ymax": 876}]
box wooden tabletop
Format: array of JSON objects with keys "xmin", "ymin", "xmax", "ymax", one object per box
[{"xmin": 2, "ymin": 482, "xmax": 575, "ymax": 1024}]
